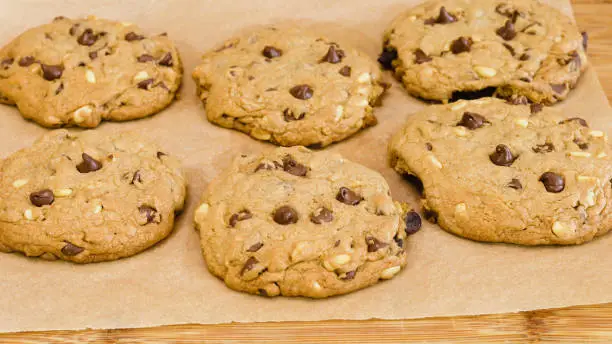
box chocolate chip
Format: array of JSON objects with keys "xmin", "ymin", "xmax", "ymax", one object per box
[
  {"xmin": 530, "ymin": 103, "xmax": 543, "ymax": 114},
  {"xmin": 229, "ymin": 210, "xmax": 253, "ymax": 227},
  {"xmin": 137, "ymin": 54, "xmax": 155, "ymax": 63},
  {"xmin": 131, "ymin": 170, "xmax": 142, "ymax": 184},
  {"xmin": 55, "ymin": 82, "xmax": 64, "ymax": 95},
  {"xmin": 582, "ymin": 31, "xmax": 588, "ymax": 51},
  {"xmin": 247, "ymin": 242, "xmax": 263, "ymax": 252},
  {"xmin": 283, "ymin": 109, "xmax": 305, "ymax": 122},
  {"xmin": 559, "ymin": 117, "xmax": 588, "ymax": 127},
  {"xmin": 551, "ymin": 83, "xmax": 566, "ymax": 94},
  {"xmin": 574, "ymin": 139, "xmax": 589, "ymax": 150},
  {"xmin": 241, "ymin": 257, "xmax": 258, "ymax": 275},
  {"xmin": 18, "ymin": 56, "xmax": 36, "ymax": 67},
  {"xmin": 532, "ymin": 142, "xmax": 554, "ymax": 153},
  {"xmin": 339, "ymin": 65, "xmax": 351, "ymax": 77},
  {"xmin": 139, "ymin": 205, "xmax": 161, "ymax": 224},
  {"xmin": 425, "ymin": 6, "xmax": 457, "ymax": 25},
  {"xmin": 30, "ymin": 189, "xmax": 54, "ymax": 207},
  {"xmin": 258, "ymin": 288, "xmax": 268, "ymax": 296},
  {"xmin": 61, "ymin": 242, "xmax": 84, "ymax": 256},
  {"xmin": 506, "ymin": 95, "xmax": 528, "ymax": 105},
  {"xmin": 69, "ymin": 23, "xmax": 80, "ymax": 36},
  {"xmin": 310, "ymin": 207, "xmax": 333, "ymax": 224},
  {"xmin": 41, "ymin": 64, "xmax": 63, "ymax": 81},
  {"xmin": 158, "ymin": 52, "xmax": 173, "ymax": 67},
  {"xmin": 273, "ymin": 206, "xmax": 298, "ymax": 225},
  {"xmin": 414, "ymin": 49, "xmax": 432, "ymax": 64},
  {"xmin": 378, "ymin": 47, "xmax": 397, "ymax": 70},
  {"xmin": 502, "ymin": 43, "xmax": 515, "ymax": 56},
  {"xmin": 336, "ymin": 187, "xmax": 361, "ymax": 206},
  {"xmin": 539, "ymin": 172, "xmax": 565, "ymax": 193},
  {"xmin": 496, "ymin": 20, "xmax": 517, "ymax": 41},
  {"xmin": 508, "ymin": 178, "xmax": 522, "ymax": 190},
  {"xmin": 262, "ymin": 46, "xmax": 282, "ymax": 59},
  {"xmin": 282, "ymin": 155, "xmax": 308, "ymax": 176},
  {"xmin": 451, "ymin": 36, "xmax": 472, "ymax": 54},
  {"xmin": 125, "ymin": 32, "xmax": 144, "ymax": 41},
  {"xmin": 426, "ymin": 142, "xmax": 433, "ymax": 151},
  {"xmin": 394, "ymin": 235, "xmax": 404, "ymax": 248},
  {"xmin": 254, "ymin": 162, "xmax": 276, "ymax": 172},
  {"xmin": 366, "ymin": 236, "xmax": 388, "ymax": 252},
  {"xmin": 89, "ymin": 51, "xmax": 98, "ymax": 60},
  {"xmin": 53, "ymin": 16, "xmax": 66, "ymax": 21},
  {"xmin": 76, "ymin": 153, "xmax": 102, "ymax": 173},
  {"xmin": 404, "ymin": 211, "xmax": 422, "ymax": 235},
  {"xmin": 1, "ymin": 58, "xmax": 14, "ymax": 69},
  {"xmin": 289, "ymin": 84, "xmax": 313, "ymax": 100},
  {"xmin": 156, "ymin": 151, "xmax": 166, "ymax": 159},
  {"xmin": 45, "ymin": 33, "xmax": 52, "ymax": 39},
  {"xmin": 341, "ymin": 271, "xmax": 356, "ymax": 280},
  {"xmin": 320, "ymin": 45, "xmax": 345, "ymax": 64},
  {"xmin": 489, "ymin": 144, "xmax": 516, "ymax": 166},
  {"xmin": 457, "ymin": 112, "xmax": 487, "ymax": 129},
  {"xmin": 77, "ymin": 28, "xmax": 97, "ymax": 46},
  {"xmin": 137, "ymin": 78, "xmax": 155, "ymax": 90}
]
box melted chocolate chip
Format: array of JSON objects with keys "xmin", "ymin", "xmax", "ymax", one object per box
[
  {"xmin": 320, "ymin": 45, "xmax": 345, "ymax": 64},
  {"xmin": 366, "ymin": 236, "xmax": 388, "ymax": 253},
  {"xmin": 229, "ymin": 210, "xmax": 253, "ymax": 227},
  {"xmin": 508, "ymin": 178, "xmax": 522, "ymax": 190},
  {"xmin": 125, "ymin": 32, "xmax": 144, "ymax": 41},
  {"xmin": 404, "ymin": 211, "xmax": 422, "ymax": 235},
  {"xmin": 137, "ymin": 78, "xmax": 155, "ymax": 90},
  {"xmin": 139, "ymin": 205, "xmax": 160, "ymax": 224},
  {"xmin": 69, "ymin": 23, "xmax": 80, "ymax": 36},
  {"xmin": 30, "ymin": 189, "xmax": 55, "ymax": 207},
  {"xmin": 61, "ymin": 242, "xmax": 84, "ymax": 256},
  {"xmin": 539, "ymin": 172, "xmax": 565, "ymax": 193},
  {"xmin": 551, "ymin": 83, "xmax": 567, "ymax": 94},
  {"xmin": 414, "ymin": 49, "xmax": 432, "ymax": 64},
  {"xmin": 496, "ymin": 20, "xmax": 517, "ymax": 41},
  {"xmin": 341, "ymin": 271, "xmax": 356, "ymax": 281},
  {"xmin": 451, "ymin": 36, "xmax": 472, "ymax": 54},
  {"xmin": 137, "ymin": 54, "xmax": 155, "ymax": 63},
  {"xmin": 247, "ymin": 242, "xmax": 264, "ymax": 252},
  {"xmin": 425, "ymin": 6, "xmax": 457, "ymax": 25},
  {"xmin": 378, "ymin": 47, "xmax": 397, "ymax": 70},
  {"xmin": 262, "ymin": 46, "xmax": 282, "ymax": 58},
  {"xmin": 530, "ymin": 103, "xmax": 543, "ymax": 114},
  {"xmin": 457, "ymin": 112, "xmax": 487, "ymax": 129},
  {"xmin": 502, "ymin": 43, "xmax": 515, "ymax": 56},
  {"xmin": 131, "ymin": 170, "xmax": 142, "ymax": 184},
  {"xmin": 339, "ymin": 65, "xmax": 351, "ymax": 77},
  {"xmin": 282, "ymin": 155, "xmax": 308, "ymax": 176},
  {"xmin": 582, "ymin": 31, "xmax": 588, "ymax": 51},
  {"xmin": 532, "ymin": 142, "xmax": 554, "ymax": 153},
  {"xmin": 283, "ymin": 109, "xmax": 305, "ymax": 122},
  {"xmin": 336, "ymin": 187, "xmax": 361, "ymax": 206},
  {"xmin": 18, "ymin": 56, "xmax": 36, "ymax": 67},
  {"xmin": 289, "ymin": 84, "xmax": 313, "ymax": 100},
  {"xmin": 77, "ymin": 28, "xmax": 97, "ymax": 46},
  {"xmin": 489, "ymin": 144, "xmax": 516, "ymax": 166},
  {"xmin": 158, "ymin": 52, "xmax": 173, "ymax": 67},
  {"xmin": 76, "ymin": 153, "xmax": 102, "ymax": 173},
  {"xmin": 574, "ymin": 139, "xmax": 589, "ymax": 150},
  {"xmin": 273, "ymin": 206, "xmax": 299, "ymax": 225},
  {"xmin": 559, "ymin": 117, "xmax": 588, "ymax": 127},
  {"xmin": 241, "ymin": 257, "xmax": 258, "ymax": 275},
  {"xmin": 310, "ymin": 207, "xmax": 333, "ymax": 224},
  {"xmin": 41, "ymin": 64, "xmax": 63, "ymax": 81}
]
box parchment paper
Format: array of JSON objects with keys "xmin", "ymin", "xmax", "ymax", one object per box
[{"xmin": 1, "ymin": 0, "xmax": 611, "ymax": 333}]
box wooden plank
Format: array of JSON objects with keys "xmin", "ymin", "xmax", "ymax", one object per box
[{"xmin": 1, "ymin": 1, "xmax": 611, "ymax": 342}]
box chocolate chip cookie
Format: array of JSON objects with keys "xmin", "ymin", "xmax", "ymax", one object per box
[
  {"xmin": 192, "ymin": 26, "xmax": 387, "ymax": 147},
  {"xmin": 0, "ymin": 16, "xmax": 182, "ymax": 128},
  {"xmin": 380, "ymin": 0, "xmax": 588, "ymax": 104},
  {"xmin": 194, "ymin": 147, "xmax": 420, "ymax": 298},
  {"xmin": 0, "ymin": 130, "xmax": 186, "ymax": 263},
  {"xmin": 389, "ymin": 98, "xmax": 612, "ymax": 245}
]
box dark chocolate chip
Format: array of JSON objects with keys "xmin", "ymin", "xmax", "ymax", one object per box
[
  {"xmin": 282, "ymin": 155, "xmax": 308, "ymax": 176},
  {"xmin": 229, "ymin": 210, "xmax": 253, "ymax": 227},
  {"xmin": 532, "ymin": 142, "xmax": 554, "ymax": 153},
  {"xmin": 574, "ymin": 139, "xmax": 589, "ymax": 150},
  {"xmin": 414, "ymin": 49, "xmax": 432, "ymax": 64},
  {"xmin": 519, "ymin": 53, "xmax": 530, "ymax": 61},
  {"xmin": 41, "ymin": 64, "xmax": 63, "ymax": 81},
  {"xmin": 18, "ymin": 56, "xmax": 36, "ymax": 67},
  {"xmin": 55, "ymin": 82, "xmax": 64, "ymax": 95},
  {"xmin": 30, "ymin": 189, "xmax": 54, "ymax": 207},
  {"xmin": 258, "ymin": 288, "xmax": 268, "ymax": 296},
  {"xmin": 378, "ymin": 47, "xmax": 397, "ymax": 70},
  {"xmin": 336, "ymin": 187, "xmax": 361, "ymax": 206},
  {"xmin": 404, "ymin": 211, "xmax": 422, "ymax": 235},
  {"xmin": 506, "ymin": 95, "xmax": 528, "ymax": 105},
  {"xmin": 125, "ymin": 32, "xmax": 145, "ymax": 41},
  {"xmin": 156, "ymin": 151, "xmax": 166, "ymax": 159},
  {"xmin": 1, "ymin": 57, "xmax": 14, "ymax": 68},
  {"xmin": 508, "ymin": 178, "xmax": 522, "ymax": 190},
  {"xmin": 425, "ymin": 6, "xmax": 457, "ymax": 25},
  {"xmin": 559, "ymin": 117, "xmax": 588, "ymax": 127},
  {"xmin": 283, "ymin": 109, "xmax": 305, "ymax": 122},
  {"xmin": 394, "ymin": 235, "xmax": 404, "ymax": 248},
  {"xmin": 450, "ymin": 36, "xmax": 472, "ymax": 54},
  {"xmin": 77, "ymin": 28, "xmax": 97, "ymax": 46},
  {"xmin": 339, "ymin": 65, "xmax": 351, "ymax": 77},
  {"xmin": 539, "ymin": 172, "xmax": 565, "ymax": 193},
  {"xmin": 139, "ymin": 205, "xmax": 160, "ymax": 224},
  {"xmin": 89, "ymin": 51, "xmax": 98, "ymax": 60},
  {"xmin": 45, "ymin": 33, "xmax": 52, "ymax": 39},
  {"xmin": 247, "ymin": 242, "xmax": 263, "ymax": 253},
  {"xmin": 551, "ymin": 83, "xmax": 567, "ymax": 94},
  {"xmin": 457, "ymin": 112, "xmax": 487, "ymax": 129},
  {"xmin": 273, "ymin": 206, "xmax": 299, "ymax": 225},
  {"xmin": 262, "ymin": 46, "xmax": 282, "ymax": 59},
  {"xmin": 77, "ymin": 62, "xmax": 86, "ymax": 67},
  {"xmin": 426, "ymin": 142, "xmax": 433, "ymax": 151},
  {"xmin": 289, "ymin": 84, "xmax": 313, "ymax": 100},
  {"xmin": 497, "ymin": 20, "xmax": 517, "ymax": 41},
  {"xmin": 137, "ymin": 54, "xmax": 155, "ymax": 63},
  {"xmin": 366, "ymin": 236, "xmax": 388, "ymax": 252},
  {"xmin": 254, "ymin": 162, "xmax": 276, "ymax": 172},
  {"xmin": 137, "ymin": 78, "xmax": 155, "ymax": 90},
  {"xmin": 489, "ymin": 144, "xmax": 516, "ymax": 166},
  {"xmin": 76, "ymin": 153, "xmax": 102, "ymax": 173},
  {"xmin": 61, "ymin": 242, "xmax": 84, "ymax": 256},
  {"xmin": 69, "ymin": 23, "xmax": 80, "ymax": 36},
  {"xmin": 320, "ymin": 45, "xmax": 345, "ymax": 64},
  {"xmin": 158, "ymin": 52, "xmax": 173, "ymax": 67},
  {"xmin": 582, "ymin": 31, "xmax": 588, "ymax": 51},
  {"xmin": 502, "ymin": 43, "xmax": 515, "ymax": 56},
  {"xmin": 241, "ymin": 257, "xmax": 258, "ymax": 275},
  {"xmin": 341, "ymin": 270, "xmax": 356, "ymax": 281},
  {"xmin": 310, "ymin": 207, "xmax": 333, "ymax": 224},
  {"xmin": 131, "ymin": 170, "xmax": 142, "ymax": 184},
  {"xmin": 530, "ymin": 103, "xmax": 543, "ymax": 114}
]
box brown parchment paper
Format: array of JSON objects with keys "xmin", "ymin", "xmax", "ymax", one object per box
[{"xmin": 0, "ymin": 0, "xmax": 611, "ymax": 333}]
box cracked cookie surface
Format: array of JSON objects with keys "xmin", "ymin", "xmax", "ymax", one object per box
[
  {"xmin": 380, "ymin": 0, "xmax": 587, "ymax": 104},
  {"xmin": 194, "ymin": 147, "xmax": 420, "ymax": 298},
  {"xmin": 0, "ymin": 130, "xmax": 186, "ymax": 263},
  {"xmin": 0, "ymin": 16, "xmax": 182, "ymax": 128},
  {"xmin": 192, "ymin": 27, "xmax": 387, "ymax": 147},
  {"xmin": 389, "ymin": 97, "xmax": 612, "ymax": 245}
]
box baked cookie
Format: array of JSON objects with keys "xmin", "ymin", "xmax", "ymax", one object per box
[
  {"xmin": 380, "ymin": 0, "xmax": 588, "ymax": 104},
  {"xmin": 194, "ymin": 147, "xmax": 421, "ymax": 298},
  {"xmin": 192, "ymin": 27, "xmax": 387, "ymax": 147},
  {"xmin": 389, "ymin": 98, "xmax": 612, "ymax": 245},
  {"xmin": 0, "ymin": 16, "xmax": 182, "ymax": 128},
  {"xmin": 0, "ymin": 130, "xmax": 186, "ymax": 263}
]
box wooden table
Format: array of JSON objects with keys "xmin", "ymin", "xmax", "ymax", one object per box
[{"xmin": 2, "ymin": 1, "xmax": 611, "ymax": 342}]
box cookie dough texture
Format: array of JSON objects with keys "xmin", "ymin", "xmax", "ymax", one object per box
[
  {"xmin": 389, "ymin": 98, "xmax": 612, "ymax": 245},
  {"xmin": 192, "ymin": 27, "xmax": 387, "ymax": 147},
  {"xmin": 0, "ymin": 130, "xmax": 186, "ymax": 263},
  {"xmin": 0, "ymin": 16, "xmax": 182, "ymax": 128},
  {"xmin": 382, "ymin": 0, "xmax": 587, "ymax": 104},
  {"xmin": 195, "ymin": 147, "xmax": 417, "ymax": 298}
]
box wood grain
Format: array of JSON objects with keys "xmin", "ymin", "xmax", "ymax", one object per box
[{"xmin": 1, "ymin": 1, "xmax": 611, "ymax": 343}]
